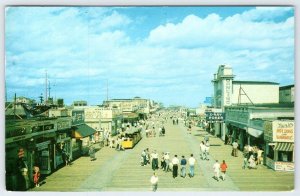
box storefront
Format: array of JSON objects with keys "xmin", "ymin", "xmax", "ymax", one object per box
[
  {"xmin": 205, "ymin": 109, "xmax": 225, "ymax": 137},
  {"xmin": 5, "ymin": 117, "xmax": 72, "ymax": 190},
  {"xmin": 54, "ymin": 118, "xmax": 72, "ymax": 168},
  {"xmin": 225, "ymin": 122, "xmax": 247, "ymax": 150},
  {"xmin": 35, "ymin": 140, "xmax": 52, "ymax": 174},
  {"xmin": 54, "ymin": 133, "xmax": 72, "ymax": 169},
  {"xmin": 264, "ymin": 120, "xmax": 294, "ymax": 171},
  {"xmin": 72, "ymin": 124, "xmax": 96, "ymax": 156}
]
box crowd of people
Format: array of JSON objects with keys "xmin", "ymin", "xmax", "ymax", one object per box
[
  {"xmin": 142, "ymin": 149, "xmax": 198, "ymax": 179},
  {"xmin": 242, "ymin": 144, "xmax": 264, "ymax": 169}
]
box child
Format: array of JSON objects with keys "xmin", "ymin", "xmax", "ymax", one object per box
[{"xmin": 33, "ymin": 166, "xmax": 40, "ymax": 187}]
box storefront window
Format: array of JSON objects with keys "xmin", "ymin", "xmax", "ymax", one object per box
[{"xmin": 278, "ymin": 151, "xmax": 293, "ymax": 162}]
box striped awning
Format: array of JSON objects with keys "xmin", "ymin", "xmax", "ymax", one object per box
[{"xmin": 274, "ymin": 142, "xmax": 294, "ymax": 152}]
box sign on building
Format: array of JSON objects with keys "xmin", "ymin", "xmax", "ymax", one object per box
[
  {"xmin": 272, "ymin": 121, "xmax": 294, "ymax": 142},
  {"xmin": 205, "ymin": 112, "xmax": 225, "ymax": 123},
  {"xmin": 72, "ymin": 110, "xmax": 84, "ymax": 125}
]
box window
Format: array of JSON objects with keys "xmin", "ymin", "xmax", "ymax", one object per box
[{"xmin": 278, "ymin": 151, "xmax": 293, "ymax": 162}]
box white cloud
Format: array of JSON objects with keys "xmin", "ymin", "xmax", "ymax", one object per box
[
  {"xmin": 146, "ymin": 10, "xmax": 293, "ymax": 50},
  {"xmin": 98, "ymin": 11, "xmax": 132, "ymax": 30},
  {"xmin": 241, "ymin": 7, "xmax": 293, "ymax": 21},
  {"xmin": 5, "ymin": 7, "xmax": 294, "ymax": 107}
]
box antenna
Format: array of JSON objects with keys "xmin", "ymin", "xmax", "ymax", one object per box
[
  {"xmin": 238, "ymin": 84, "xmax": 254, "ymax": 105},
  {"xmin": 48, "ymin": 80, "xmax": 51, "ymax": 99}
]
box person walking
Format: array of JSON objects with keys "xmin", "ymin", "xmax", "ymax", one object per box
[
  {"xmin": 188, "ymin": 154, "xmax": 196, "ymax": 177},
  {"xmin": 145, "ymin": 148, "xmax": 150, "ymax": 165},
  {"xmin": 180, "ymin": 155, "xmax": 187, "ymax": 178},
  {"xmin": 205, "ymin": 140, "xmax": 210, "ymax": 161},
  {"xmin": 232, "ymin": 140, "xmax": 239, "ymax": 157},
  {"xmin": 172, "ymin": 155, "xmax": 179, "ymax": 178},
  {"xmin": 62, "ymin": 148, "xmax": 70, "ymax": 166},
  {"xmin": 188, "ymin": 125, "xmax": 192, "ymax": 134},
  {"xmin": 200, "ymin": 141, "xmax": 206, "ymax": 160},
  {"xmin": 150, "ymin": 172, "xmax": 159, "ymax": 192},
  {"xmin": 89, "ymin": 146, "xmax": 96, "ymax": 161},
  {"xmin": 108, "ymin": 134, "xmax": 114, "ymax": 148},
  {"xmin": 160, "ymin": 152, "xmax": 166, "ymax": 170},
  {"xmin": 33, "ymin": 165, "xmax": 40, "ymax": 187},
  {"xmin": 220, "ymin": 160, "xmax": 228, "ymax": 181},
  {"xmin": 151, "ymin": 150, "xmax": 159, "ymax": 170},
  {"xmin": 141, "ymin": 149, "xmax": 147, "ymax": 166},
  {"xmin": 204, "ymin": 135, "xmax": 209, "ymax": 143},
  {"xmin": 242, "ymin": 155, "xmax": 248, "ymax": 169},
  {"xmin": 164, "ymin": 152, "xmax": 170, "ymax": 172},
  {"xmin": 213, "ymin": 160, "xmax": 221, "ymax": 181}
]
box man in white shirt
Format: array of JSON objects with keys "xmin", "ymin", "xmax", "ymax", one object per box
[
  {"xmin": 151, "ymin": 150, "xmax": 159, "ymax": 170},
  {"xmin": 188, "ymin": 154, "xmax": 196, "ymax": 177},
  {"xmin": 200, "ymin": 141, "xmax": 206, "ymax": 160},
  {"xmin": 164, "ymin": 152, "xmax": 170, "ymax": 172},
  {"xmin": 150, "ymin": 172, "xmax": 158, "ymax": 191},
  {"xmin": 172, "ymin": 155, "xmax": 179, "ymax": 178},
  {"xmin": 213, "ymin": 160, "xmax": 221, "ymax": 181},
  {"xmin": 232, "ymin": 140, "xmax": 239, "ymax": 157},
  {"xmin": 205, "ymin": 141, "xmax": 210, "ymax": 161}
]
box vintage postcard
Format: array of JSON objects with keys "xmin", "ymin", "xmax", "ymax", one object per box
[{"xmin": 4, "ymin": 6, "xmax": 294, "ymax": 192}]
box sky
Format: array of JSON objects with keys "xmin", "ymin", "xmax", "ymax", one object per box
[{"xmin": 5, "ymin": 6, "xmax": 294, "ymax": 108}]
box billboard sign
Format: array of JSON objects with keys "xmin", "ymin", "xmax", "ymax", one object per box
[
  {"xmin": 205, "ymin": 112, "xmax": 225, "ymax": 123},
  {"xmin": 272, "ymin": 121, "xmax": 294, "ymax": 142},
  {"xmin": 72, "ymin": 110, "xmax": 84, "ymax": 125}
]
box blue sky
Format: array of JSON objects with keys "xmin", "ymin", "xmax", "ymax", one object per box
[{"xmin": 5, "ymin": 6, "xmax": 294, "ymax": 107}]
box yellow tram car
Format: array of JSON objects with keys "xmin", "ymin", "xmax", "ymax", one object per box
[{"xmin": 121, "ymin": 131, "xmax": 142, "ymax": 149}]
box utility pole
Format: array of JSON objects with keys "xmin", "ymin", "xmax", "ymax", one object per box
[
  {"xmin": 48, "ymin": 81, "xmax": 51, "ymax": 99},
  {"xmin": 106, "ymin": 79, "xmax": 108, "ymax": 101},
  {"xmin": 45, "ymin": 70, "xmax": 48, "ymax": 104},
  {"xmin": 14, "ymin": 93, "xmax": 16, "ymax": 119}
]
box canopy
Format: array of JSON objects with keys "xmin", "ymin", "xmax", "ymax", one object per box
[
  {"xmin": 74, "ymin": 124, "xmax": 96, "ymax": 138},
  {"xmin": 274, "ymin": 142, "xmax": 294, "ymax": 152}
]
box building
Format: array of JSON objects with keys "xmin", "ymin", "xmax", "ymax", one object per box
[
  {"xmin": 103, "ymin": 97, "xmax": 155, "ymax": 122},
  {"xmin": 5, "ymin": 117, "xmax": 72, "ymax": 191},
  {"xmin": 16, "ymin": 97, "xmax": 36, "ymax": 104},
  {"xmin": 225, "ymin": 104, "xmax": 294, "ymax": 151},
  {"xmin": 73, "ymin": 100, "xmax": 87, "ymax": 107},
  {"xmin": 212, "ymin": 65, "xmax": 280, "ymax": 139},
  {"xmin": 211, "ymin": 65, "xmax": 294, "ymax": 171},
  {"xmin": 84, "ymin": 106, "xmax": 123, "ymax": 138},
  {"xmin": 279, "ymin": 85, "xmax": 294, "ymax": 103},
  {"xmin": 67, "ymin": 108, "xmax": 98, "ymax": 158}
]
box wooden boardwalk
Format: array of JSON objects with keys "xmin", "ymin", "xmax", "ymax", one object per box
[{"xmin": 31, "ymin": 119, "xmax": 294, "ymax": 192}]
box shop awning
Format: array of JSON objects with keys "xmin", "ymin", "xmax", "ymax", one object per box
[
  {"xmin": 247, "ymin": 127, "xmax": 263, "ymax": 138},
  {"xmin": 274, "ymin": 142, "xmax": 294, "ymax": 152},
  {"xmin": 227, "ymin": 121, "xmax": 247, "ymax": 130},
  {"xmin": 74, "ymin": 124, "xmax": 96, "ymax": 138}
]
